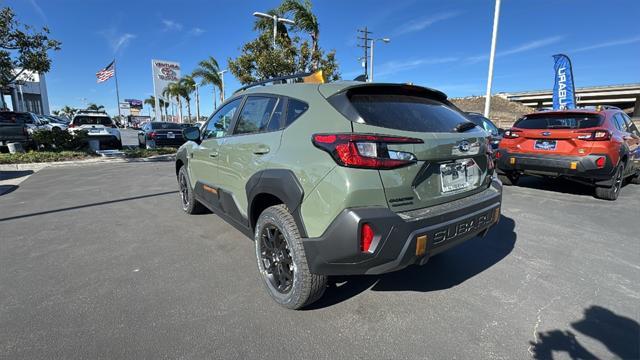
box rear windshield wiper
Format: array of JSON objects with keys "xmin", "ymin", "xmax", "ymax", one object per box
[{"xmin": 453, "ymin": 122, "xmax": 477, "ymax": 133}]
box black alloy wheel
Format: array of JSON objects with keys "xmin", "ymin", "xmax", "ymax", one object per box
[{"xmin": 259, "ymin": 224, "xmax": 294, "ymax": 294}]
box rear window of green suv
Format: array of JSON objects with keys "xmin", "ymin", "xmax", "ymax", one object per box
[{"xmin": 350, "ymin": 94, "xmax": 470, "ymax": 132}]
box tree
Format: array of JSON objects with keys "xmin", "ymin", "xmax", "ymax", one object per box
[
  {"xmin": 86, "ymin": 103, "xmax": 104, "ymax": 111},
  {"xmin": 163, "ymin": 83, "xmax": 182, "ymax": 123},
  {"xmin": 228, "ymin": 0, "xmax": 339, "ymax": 85},
  {"xmin": 144, "ymin": 95, "xmax": 167, "ymax": 120},
  {"xmin": 0, "ymin": 7, "xmax": 61, "ymax": 108},
  {"xmin": 192, "ymin": 56, "xmax": 223, "ymax": 107},
  {"xmin": 179, "ymin": 76, "xmax": 196, "ymax": 123},
  {"xmin": 57, "ymin": 105, "xmax": 77, "ymax": 118},
  {"xmin": 279, "ymin": 0, "xmax": 320, "ymax": 69}
]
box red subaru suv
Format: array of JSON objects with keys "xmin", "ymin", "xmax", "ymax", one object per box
[{"xmin": 496, "ymin": 107, "xmax": 640, "ymax": 200}]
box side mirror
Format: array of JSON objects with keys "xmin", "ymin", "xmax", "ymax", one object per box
[{"xmin": 183, "ymin": 126, "xmax": 201, "ymax": 143}]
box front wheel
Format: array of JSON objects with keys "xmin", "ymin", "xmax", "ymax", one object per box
[
  {"xmin": 178, "ymin": 166, "xmax": 206, "ymax": 214},
  {"xmin": 594, "ymin": 163, "xmax": 624, "ymax": 200},
  {"xmin": 255, "ymin": 205, "xmax": 327, "ymax": 310}
]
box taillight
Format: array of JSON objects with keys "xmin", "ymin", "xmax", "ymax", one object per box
[
  {"xmin": 68, "ymin": 123, "xmax": 76, "ymax": 128},
  {"xmin": 595, "ymin": 156, "xmax": 606, "ymax": 168},
  {"xmin": 360, "ymin": 223, "xmax": 374, "ymax": 253},
  {"xmin": 503, "ymin": 129, "xmax": 522, "ymax": 139},
  {"xmin": 576, "ymin": 129, "xmax": 611, "ymax": 141},
  {"xmin": 148, "ymin": 132, "xmax": 157, "ymax": 139},
  {"xmin": 312, "ymin": 133, "xmax": 422, "ymax": 170}
]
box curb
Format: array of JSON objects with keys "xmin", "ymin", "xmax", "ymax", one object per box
[{"xmin": 0, "ymin": 154, "xmax": 175, "ymax": 171}]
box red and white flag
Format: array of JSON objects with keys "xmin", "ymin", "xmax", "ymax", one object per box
[{"xmin": 96, "ymin": 60, "xmax": 115, "ymax": 83}]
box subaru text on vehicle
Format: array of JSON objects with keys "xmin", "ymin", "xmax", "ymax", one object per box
[
  {"xmin": 496, "ymin": 107, "xmax": 640, "ymax": 200},
  {"xmin": 175, "ymin": 78, "xmax": 503, "ymax": 309}
]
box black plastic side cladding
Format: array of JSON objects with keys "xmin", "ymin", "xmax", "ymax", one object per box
[{"xmin": 245, "ymin": 169, "xmax": 307, "ymax": 237}]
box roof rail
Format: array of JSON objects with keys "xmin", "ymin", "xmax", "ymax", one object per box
[
  {"xmin": 598, "ymin": 105, "xmax": 621, "ymax": 110},
  {"xmin": 234, "ymin": 72, "xmax": 314, "ymax": 94}
]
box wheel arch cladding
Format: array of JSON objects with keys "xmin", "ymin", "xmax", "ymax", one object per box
[
  {"xmin": 246, "ymin": 169, "xmax": 307, "ymax": 237},
  {"xmin": 175, "ymin": 150, "xmax": 188, "ymax": 176}
]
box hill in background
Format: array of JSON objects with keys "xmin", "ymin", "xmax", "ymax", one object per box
[{"xmin": 451, "ymin": 96, "xmax": 532, "ymax": 128}]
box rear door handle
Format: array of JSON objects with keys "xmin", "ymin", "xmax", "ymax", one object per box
[
  {"xmin": 209, "ymin": 151, "xmax": 219, "ymax": 158},
  {"xmin": 253, "ymin": 145, "xmax": 270, "ymax": 155}
]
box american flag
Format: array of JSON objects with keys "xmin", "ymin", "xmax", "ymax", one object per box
[{"xmin": 96, "ymin": 60, "xmax": 115, "ymax": 83}]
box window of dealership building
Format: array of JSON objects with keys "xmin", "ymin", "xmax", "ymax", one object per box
[{"xmin": 1, "ymin": 70, "xmax": 50, "ymax": 115}]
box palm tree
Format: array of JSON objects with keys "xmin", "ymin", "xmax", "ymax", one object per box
[
  {"xmin": 59, "ymin": 105, "xmax": 78, "ymax": 118},
  {"xmin": 179, "ymin": 76, "xmax": 196, "ymax": 123},
  {"xmin": 86, "ymin": 103, "xmax": 105, "ymax": 111},
  {"xmin": 163, "ymin": 83, "xmax": 183, "ymax": 123},
  {"xmin": 192, "ymin": 56, "xmax": 223, "ymax": 108},
  {"xmin": 279, "ymin": 0, "xmax": 320, "ymax": 69}
]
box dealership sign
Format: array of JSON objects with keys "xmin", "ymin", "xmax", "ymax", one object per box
[{"xmin": 151, "ymin": 59, "xmax": 181, "ymax": 120}]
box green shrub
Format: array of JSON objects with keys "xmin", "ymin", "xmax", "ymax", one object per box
[
  {"xmin": 123, "ymin": 147, "xmax": 176, "ymax": 158},
  {"xmin": 31, "ymin": 130, "xmax": 89, "ymax": 151},
  {"xmin": 0, "ymin": 150, "xmax": 96, "ymax": 164}
]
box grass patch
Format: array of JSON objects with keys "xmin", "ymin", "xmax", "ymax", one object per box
[
  {"xmin": 0, "ymin": 150, "xmax": 97, "ymax": 164},
  {"xmin": 123, "ymin": 147, "xmax": 177, "ymax": 158}
]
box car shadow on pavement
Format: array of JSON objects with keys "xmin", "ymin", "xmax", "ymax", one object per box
[
  {"xmin": 0, "ymin": 190, "xmax": 178, "ymax": 222},
  {"xmin": 514, "ymin": 176, "xmax": 595, "ymax": 197},
  {"xmin": 528, "ymin": 305, "xmax": 639, "ymax": 360},
  {"xmin": 0, "ymin": 170, "xmax": 34, "ymax": 181},
  {"xmin": 0, "ymin": 184, "xmax": 18, "ymax": 196},
  {"xmin": 306, "ymin": 215, "xmax": 516, "ymax": 309}
]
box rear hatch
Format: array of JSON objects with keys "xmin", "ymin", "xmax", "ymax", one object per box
[
  {"xmin": 0, "ymin": 112, "xmax": 29, "ymax": 143},
  {"xmin": 323, "ymin": 84, "xmax": 492, "ymax": 212},
  {"xmin": 150, "ymin": 122, "xmax": 184, "ymax": 141},
  {"xmin": 71, "ymin": 115, "xmax": 114, "ymax": 136},
  {"xmin": 505, "ymin": 112, "xmax": 603, "ymax": 155}
]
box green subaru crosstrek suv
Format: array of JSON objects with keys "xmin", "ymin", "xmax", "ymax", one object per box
[{"xmin": 176, "ymin": 81, "xmax": 503, "ymax": 309}]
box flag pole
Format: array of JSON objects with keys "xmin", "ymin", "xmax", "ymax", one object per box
[{"xmin": 113, "ymin": 59, "xmax": 122, "ymax": 127}]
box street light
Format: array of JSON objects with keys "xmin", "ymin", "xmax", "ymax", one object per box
[
  {"xmin": 484, "ymin": 0, "xmax": 501, "ymax": 118},
  {"xmin": 369, "ymin": 38, "xmax": 390, "ymax": 82},
  {"xmin": 253, "ymin": 11, "xmax": 295, "ymax": 47},
  {"xmin": 218, "ymin": 69, "xmax": 228, "ymax": 101}
]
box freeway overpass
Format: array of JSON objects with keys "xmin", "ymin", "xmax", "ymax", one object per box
[{"xmin": 499, "ymin": 83, "xmax": 640, "ymax": 117}]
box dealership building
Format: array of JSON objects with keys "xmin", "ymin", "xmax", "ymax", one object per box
[{"xmin": 1, "ymin": 71, "xmax": 50, "ymax": 115}]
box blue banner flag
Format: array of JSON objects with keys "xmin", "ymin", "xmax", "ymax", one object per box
[{"xmin": 552, "ymin": 54, "xmax": 577, "ymax": 110}]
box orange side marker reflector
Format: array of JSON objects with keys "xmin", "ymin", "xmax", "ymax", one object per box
[
  {"xmin": 416, "ymin": 235, "xmax": 427, "ymax": 256},
  {"xmin": 509, "ymin": 157, "xmax": 516, "ymax": 165},
  {"xmin": 493, "ymin": 207, "xmax": 501, "ymax": 224},
  {"xmin": 570, "ymin": 162, "xmax": 578, "ymax": 170}
]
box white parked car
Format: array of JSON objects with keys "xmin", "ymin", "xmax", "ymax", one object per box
[
  {"xmin": 68, "ymin": 110, "xmax": 122, "ymax": 149},
  {"xmin": 36, "ymin": 115, "xmax": 68, "ymax": 131}
]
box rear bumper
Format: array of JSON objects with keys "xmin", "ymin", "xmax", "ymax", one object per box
[
  {"xmin": 302, "ymin": 179, "xmax": 502, "ymax": 276},
  {"xmin": 496, "ymin": 150, "xmax": 615, "ymax": 181},
  {"xmin": 152, "ymin": 138, "xmax": 186, "ymax": 147}
]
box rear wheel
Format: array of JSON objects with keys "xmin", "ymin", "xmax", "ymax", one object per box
[
  {"xmin": 498, "ymin": 172, "xmax": 520, "ymax": 186},
  {"xmin": 178, "ymin": 166, "xmax": 206, "ymax": 214},
  {"xmin": 255, "ymin": 204, "xmax": 327, "ymax": 310},
  {"xmin": 594, "ymin": 163, "xmax": 624, "ymax": 201}
]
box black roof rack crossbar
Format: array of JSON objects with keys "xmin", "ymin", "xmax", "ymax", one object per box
[{"xmin": 234, "ymin": 72, "xmax": 314, "ymax": 94}]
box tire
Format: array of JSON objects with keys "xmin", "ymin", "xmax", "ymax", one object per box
[
  {"xmin": 115, "ymin": 140, "xmax": 123, "ymax": 150},
  {"xmin": 630, "ymin": 172, "xmax": 640, "ymax": 185},
  {"xmin": 498, "ymin": 172, "xmax": 520, "ymax": 186},
  {"xmin": 594, "ymin": 163, "xmax": 624, "ymax": 201},
  {"xmin": 178, "ymin": 166, "xmax": 207, "ymax": 214},
  {"xmin": 255, "ymin": 204, "xmax": 327, "ymax": 310}
]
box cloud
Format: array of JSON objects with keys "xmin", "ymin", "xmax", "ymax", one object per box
[
  {"xmin": 101, "ymin": 28, "xmax": 136, "ymax": 54},
  {"xmin": 375, "ymin": 57, "xmax": 459, "ymax": 77},
  {"xmin": 189, "ymin": 27, "xmax": 205, "ymax": 36},
  {"xmin": 394, "ymin": 11, "xmax": 460, "ymax": 35},
  {"xmin": 162, "ymin": 19, "xmax": 183, "ymax": 32},
  {"xmin": 570, "ymin": 35, "xmax": 640, "ymax": 53},
  {"xmin": 467, "ymin": 35, "xmax": 565, "ymax": 63},
  {"xmin": 28, "ymin": 0, "xmax": 48, "ymax": 24}
]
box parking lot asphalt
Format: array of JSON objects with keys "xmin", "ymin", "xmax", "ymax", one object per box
[{"xmin": 0, "ymin": 162, "xmax": 638, "ymax": 359}]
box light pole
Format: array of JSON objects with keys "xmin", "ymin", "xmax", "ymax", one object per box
[
  {"xmin": 484, "ymin": 0, "xmax": 501, "ymax": 118},
  {"xmin": 218, "ymin": 69, "xmax": 228, "ymax": 102},
  {"xmin": 369, "ymin": 38, "xmax": 390, "ymax": 82},
  {"xmin": 253, "ymin": 11, "xmax": 295, "ymax": 47}
]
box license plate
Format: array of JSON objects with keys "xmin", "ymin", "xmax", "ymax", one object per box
[
  {"xmin": 89, "ymin": 129, "xmax": 102, "ymax": 133},
  {"xmin": 440, "ymin": 159, "xmax": 480, "ymax": 193},
  {"xmin": 535, "ymin": 140, "xmax": 556, "ymax": 150},
  {"xmin": 167, "ymin": 132, "xmax": 175, "ymax": 139}
]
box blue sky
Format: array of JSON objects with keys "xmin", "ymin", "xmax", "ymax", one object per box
[{"xmin": 6, "ymin": 0, "xmax": 640, "ymax": 117}]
